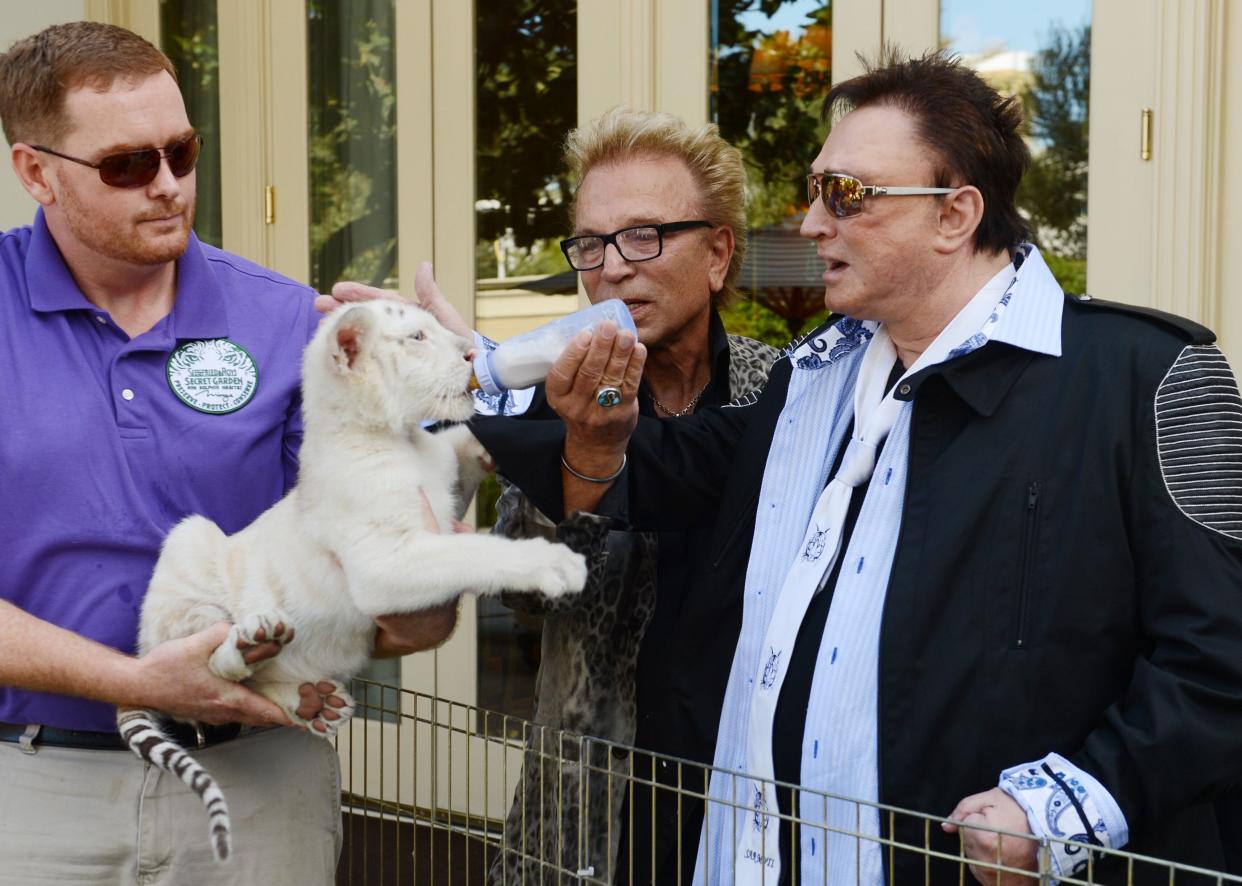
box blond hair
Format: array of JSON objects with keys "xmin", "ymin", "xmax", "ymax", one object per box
[
  {"xmin": 0, "ymin": 22, "xmax": 175, "ymax": 147},
  {"xmin": 564, "ymin": 107, "xmax": 747, "ymax": 309}
]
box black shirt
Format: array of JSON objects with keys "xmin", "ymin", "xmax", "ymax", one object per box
[
  {"xmin": 772, "ymin": 360, "xmax": 902, "ymax": 884},
  {"xmin": 473, "ymin": 310, "xmax": 749, "ymax": 885},
  {"xmin": 622, "ymin": 311, "xmax": 744, "ymax": 885}
]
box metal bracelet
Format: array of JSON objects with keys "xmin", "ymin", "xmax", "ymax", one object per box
[{"xmin": 561, "ymin": 453, "xmax": 626, "ymax": 484}]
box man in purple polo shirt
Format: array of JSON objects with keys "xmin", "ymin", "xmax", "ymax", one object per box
[{"xmin": 0, "ymin": 22, "xmax": 455, "ymax": 884}]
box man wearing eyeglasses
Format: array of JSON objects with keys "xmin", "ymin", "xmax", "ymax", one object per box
[
  {"xmin": 0, "ymin": 22, "xmax": 455, "ymax": 884},
  {"xmin": 499, "ymin": 109, "xmax": 779, "ymax": 884},
  {"xmin": 329, "ymin": 107, "xmax": 781, "ymax": 884},
  {"xmin": 488, "ymin": 109, "xmax": 780, "ymax": 886},
  {"xmin": 478, "ymin": 50, "xmax": 1242, "ymax": 884}
]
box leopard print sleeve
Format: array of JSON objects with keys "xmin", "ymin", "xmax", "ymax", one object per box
[
  {"xmin": 726, "ymin": 334, "xmax": 781, "ymax": 402},
  {"xmin": 493, "ymin": 476, "xmax": 558, "ymax": 544},
  {"xmin": 494, "ymin": 477, "xmax": 612, "ymax": 616}
]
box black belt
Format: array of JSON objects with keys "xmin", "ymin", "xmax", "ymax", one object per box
[{"xmin": 0, "ymin": 720, "xmax": 246, "ymax": 751}]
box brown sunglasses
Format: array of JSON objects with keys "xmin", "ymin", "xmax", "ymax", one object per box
[
  {"xmin": 807, "ymin": 172, "xmax": 956, "ymax": 219},
  {"xmin": 32, "ymin": 133, "xmax": 203, "ymax": 189}
]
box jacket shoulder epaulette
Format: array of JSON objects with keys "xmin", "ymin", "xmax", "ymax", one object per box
[{"xmin": 1065, "ymin": 292, "xmax": 1215, "ymax": 345}]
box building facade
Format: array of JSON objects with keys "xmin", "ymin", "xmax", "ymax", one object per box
[{"xmin": 3, "ymin": 0, "xmax": 1241, "ymax": 717}]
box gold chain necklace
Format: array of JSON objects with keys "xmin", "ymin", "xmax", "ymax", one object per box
[{"xmin": 648, "ymin": 380, "xmax": 710, "ymax": 417}]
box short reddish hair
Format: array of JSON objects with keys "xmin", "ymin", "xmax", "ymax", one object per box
[{"xmin": 0, "ymin": 21, "xmax": 175, "ymax": 146}]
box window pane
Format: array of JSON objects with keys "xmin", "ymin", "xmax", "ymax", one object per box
[
  {"xmin": 941, "ymin": 0, "xmax": 1092, "ymax": 293},
  {"xmin": 160, "ymin": 0, "xmax": 222, "ymax": 248},
  {"xmin": 306, "ymin": 1, "xmax": 399, "ymax": 718},
  {"xmin": 474, "ymin": 0, "xmax": 577, "ymax": 733},
  {"xmin": 306, "ymin": 0, "xmax": 398, "ymax": 292},
  {"xmin": 712, "ymin": 1, "xmax": 833, "ymax": 347}
]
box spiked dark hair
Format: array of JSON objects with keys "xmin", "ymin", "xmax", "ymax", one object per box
[{"xmin": 823, "ymin": 47, "xmax": 1032, "ymax": 254}]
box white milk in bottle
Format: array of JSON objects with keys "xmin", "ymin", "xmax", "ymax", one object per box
[{"xmin": 470, "ymin": 299, "xmax": 638, "ymax": 396}]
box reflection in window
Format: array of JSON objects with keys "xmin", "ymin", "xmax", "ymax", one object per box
[
  {"xmin": 307, "ymin": 0, "xmax": 398, "ymax": 292},
  {"xmin": 712, "ymin": 1, "xmax": 833, "ymax": 346},
  {"xmin": 474, "ymin": 1, "xmax": 576, "ymax": 289},
  {"xmin": 160, "ymin": 0, "xmax": 222, "ymax": 248},
  {"xmin": 474, "ymin": 0, "xmax": 577, "ymax": 733},
  {"xmin": 941, "ymin": 0, "xmax": 1092, "ymax": 293},
  {"xmin": 306, "ymin": 1, "xmax": 399, "ymax": 720}
]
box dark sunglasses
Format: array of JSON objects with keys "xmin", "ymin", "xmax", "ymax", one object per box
[
  {"xmin": 807, "ymin": 172, "xmax": 956, "ymax": 219},
  {"xmin": 32, "ymin": 133, "xmax": 203, "ymax": 189}
]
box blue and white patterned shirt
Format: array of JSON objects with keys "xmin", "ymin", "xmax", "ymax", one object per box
[{"xmin": 696, "ymin": 245, "xmax": 1128, "ymax": 885}]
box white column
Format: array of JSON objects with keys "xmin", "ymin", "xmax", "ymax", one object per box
[{"xmin": 1147, "ymin": 0, "xmax": 1226, "ymax": 331}]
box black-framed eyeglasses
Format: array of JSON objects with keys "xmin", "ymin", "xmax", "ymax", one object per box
[
  {"xmin": 31, "ymin": 133, "xmax": 203, "ymax": 189},
  {"xmin": 560, "ymin": 220, "xmax": 713, "ymax": 271},
  {"xmin": 807, "ymin": 172, "xmax": 956, "ymax": 219}
]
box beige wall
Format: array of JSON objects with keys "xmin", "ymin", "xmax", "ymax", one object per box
[
  {"xmin": 1218, "ymin": 1, "xmax": 1242, "ymax": 363},
  {"xmin": 0, "ymin": 2, "xmax": 88, "ymax": 233}
]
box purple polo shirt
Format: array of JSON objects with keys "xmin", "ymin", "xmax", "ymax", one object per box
[{"xmin": 0, "ymin": 209, "xmax": 319, "ymax": 731}]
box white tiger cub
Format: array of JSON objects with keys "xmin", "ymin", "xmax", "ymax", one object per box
[{"xmin": 118, "ymin": 299, "xmax": 587, "ymax": 862}]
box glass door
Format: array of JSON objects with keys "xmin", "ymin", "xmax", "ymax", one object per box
[
  {"xmin": 306, "ymin": 0, "xmax": 399, "ymax": 293},
  {"xmin": 940, "ymin": 0, "xmax": 1092, "ymax": 294},
  {"xmin": 472, "ymin": 0, "xmax": 579, "ymax": 731},
  {"xmin": 159, "ymin": 0, "xmax": 222, "ymax": 248},
  {"xmin": 713, "ymin": 0, "xmax": 834, "ymax": 346}
]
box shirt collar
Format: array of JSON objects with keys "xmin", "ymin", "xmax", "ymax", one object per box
[
  {"xmin": 25, "ymin": 207, "xmax": 230, "ymax": 340},
  {"xmin": 26, "ymin": 208, "xmax": 93, "ymax": 313},
  {"xmin": 703, "ymin": 307, "xmax": 733, "ymax": 407},
  {"xmin": 708, "ymin": 306, "xmax": 730, "ymax": 366},
  {"xmin": 984, "ymin": 243, "xmax": 1063, "ymax": 358},
  {"xmin": 169, "ymin": 234, "xmax": 230, "ymax": 340},
  {"xmin": 894, "ymin": 243, "xmax": 1065, "ymax": 416}
]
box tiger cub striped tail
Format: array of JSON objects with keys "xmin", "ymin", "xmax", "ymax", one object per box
[{"xmin": 117, "ymin": 708, "xmax": 233, "ymax": 862}]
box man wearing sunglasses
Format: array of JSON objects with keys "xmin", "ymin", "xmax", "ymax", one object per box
[
  {"xmin": 483, "ymin": 50, "xmax": 1242, "ymax": 884},
  {"xmin": 0, "ymin": 22, "xmax": 455, "ymax": 884}
]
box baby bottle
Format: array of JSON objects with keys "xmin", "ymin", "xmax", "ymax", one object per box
[{"xmin": 471, "ymin": 299, "xmax": 638, "ymax": 396}]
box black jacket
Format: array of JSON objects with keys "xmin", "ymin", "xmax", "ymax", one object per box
[
  {"xmin": 473, "ymin": 312, "xmax": 780, "ymax": 884},
  {"xmin": 495, "ymin": 294, "xmax": 1242, "ymax": 881}
]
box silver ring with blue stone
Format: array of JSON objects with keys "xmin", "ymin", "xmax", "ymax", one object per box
[{"xmin": 595, "ymin": 385, "xmax": 623, "ymax": 408}]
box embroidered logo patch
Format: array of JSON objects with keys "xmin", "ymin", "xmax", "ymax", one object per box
[
  {"xmin": 760, "ymin": 648, "xmax": 782, "ymax": 690},
  {"xmin": 166, "ymin": 339, "xmax": 259, "ymax": 414},
  {"xmin": 751, "ymin": 786, "xmax": 771, "ymax": 832},
  {"xmin": 803, "ymin": 525, "xmax": 828, "ymax": 561}
]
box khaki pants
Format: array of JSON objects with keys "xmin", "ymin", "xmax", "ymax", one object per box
[{"xmin": 0, "ymin": 727, "xmax": 341, "ymax": 885}]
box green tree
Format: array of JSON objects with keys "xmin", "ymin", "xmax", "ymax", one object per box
[
  {"xmin": 306, "ymin": 1, "xmax": 398, "ymax": 290},
  {"xmin": 476, "ymin": 0, "xmax": 577, "ymax": 249},
  {"xmin": 713, "ymin": 1, "xmax": 831, "ymax": 228},
  {"xmin": 161, "ymin": 0, "xmax": 222, "ymax": 248},
  {"xmin": 720, "ymin": 296, "xmax": 825, "ymax": 348},
  {"xmin": 1018, "ymin": 23, "xmax": 1091, "ymax": 261},
  {"xmin": 713, "ymin": 2, "xmax": 833, "ymax": 336}
]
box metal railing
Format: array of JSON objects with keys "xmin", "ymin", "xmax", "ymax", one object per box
[{"xmin": 334, "ymin": 679, "xmax": 1240, "ymax": 886}]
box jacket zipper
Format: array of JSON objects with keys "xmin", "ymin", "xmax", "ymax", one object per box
[{"xmin": 1015, "ymin": 481, "xmax": 1040, "ymax": 648}]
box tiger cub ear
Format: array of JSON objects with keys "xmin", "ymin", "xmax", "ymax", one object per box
[{"xmin": 331, "ymin": 305, "xmax": 377, "ymax": 372}]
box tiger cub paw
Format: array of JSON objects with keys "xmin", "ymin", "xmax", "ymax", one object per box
[
  {"xmin": 209, "ymin": 611, "xmax": 295, "ymax": 682},
  {"xmin": 302, "ymin": 680, "xmax": 356, "ymax": 738},
  {"xmin": 235, "ymin": 611, "xmax": 295, "ymax": 650},
  {"xmin": 528, "ymin": 542, "xmax": 589, "ymax": 598}
]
